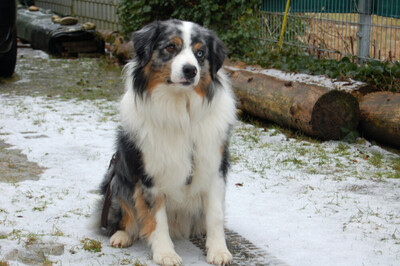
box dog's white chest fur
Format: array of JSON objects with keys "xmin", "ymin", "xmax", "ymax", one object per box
[{"xmin": 120, "ymin": 75, "xmax": 235, "ymax": 203}]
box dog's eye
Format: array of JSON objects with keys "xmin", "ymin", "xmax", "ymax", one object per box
[
  {"xmin": 166, "ymin": 44, "xmax": 176, "ymax": 53},
  {"xmin": 196, "ymin": 50, "xmax": 204, "ymax": 58}
]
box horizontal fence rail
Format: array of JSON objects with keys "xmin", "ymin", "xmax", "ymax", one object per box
[
  {"xmin": 260, "ymin": 0, "xmax": 400, "ymax": 62},
  {"xmin": 35, "ymin": 0, "xmax": 120, "ymax": 31}
]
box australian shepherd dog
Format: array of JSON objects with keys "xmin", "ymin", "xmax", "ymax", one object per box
[{"xmin": 96, "ymin": 19, "xmax": 236, "ymax": 265}]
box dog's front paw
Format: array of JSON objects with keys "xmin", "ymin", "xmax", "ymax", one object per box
[
  {"xmin": 153, "ymin": 251, "xmax": 183, "ymax": 266},
  {"xmin": 110, "ymin": 230, "xmax": 132, "ymax": 248},
  {"xmin": 206, "ymin": 248, "xmax": 232, "ymax": 266}
]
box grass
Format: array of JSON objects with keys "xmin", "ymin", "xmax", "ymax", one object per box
[
  {"xmin": 115, "ymin": 259, "xmax": 147, "ymax": 266},
  {"xmin": 81, "ymin": 238, "xmax": 102, "ymax": 253},
  {"xmin": 1, "ymin": 55, "xmax": 123, "ymax": 102},
  {"xmin": 7, "ymin": 229, "xmax": 22, "ymax": 241},
  {"xmin": 32, "ymin": 201, "xmax": 48, "ymax": 212},
  {"xmin": 51, "ymin": 227, "xmax": 64, "ymax": 237},
  {"xmin": 24, "ymin": 233, "xmax": 39, "ymax": 246},
  {"xmin": 231, "ymin": 116, "xmax": 400, "ymax": 183},
  {"xmin": 333, "ymin": 142, "xmax": 351, "ymax": 156},
  {"xmin": 0, "ymin": 230, "xmax": 47, "ymax": 248},
  {"xmin": 389, "ymin": 157, "xmax": 400, "ymax": 178},
  {"xmin": 369, "ymin": 152, "xmax": 384, "ymax": 167}
]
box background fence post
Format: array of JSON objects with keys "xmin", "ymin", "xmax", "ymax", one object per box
[{"xmin": 357, "ymin": 0, "xmax": 373, "ymax": 61}]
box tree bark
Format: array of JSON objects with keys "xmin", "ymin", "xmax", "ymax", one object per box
[
  {"xmin": 359, "ymin": 92, "xmax": 400, "ymax": 148},
  {"xmin": 226, "ymin": 67, "xmax": 359, "ymax": 140}
]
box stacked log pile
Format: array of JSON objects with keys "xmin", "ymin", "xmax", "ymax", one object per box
[{"xmin": 225, "ymin": 65, "xmax": 400, "ymax": 148}]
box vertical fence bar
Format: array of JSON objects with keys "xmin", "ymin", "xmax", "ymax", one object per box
[
  {"xmin": 395, "ymin": 0, "xmax": 399, "ymax": 60},
  {"xmin": 358, "ymin": 0, "xmax": 372, "ymax": 61},
  {"xmin": 278, "ymin": 0, "xmax": 290, "ymax": 49},
  {"xmin": 389, "ymin": 0, "xmax": 393, "ymax": 61}
]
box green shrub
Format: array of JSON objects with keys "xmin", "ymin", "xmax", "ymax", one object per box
[{"xmin": 117, "ymin": 0, "xmax": 260, "ymax": 58}]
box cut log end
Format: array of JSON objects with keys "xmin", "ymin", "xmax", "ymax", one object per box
[
  {"xmin": 311, "ymin": 90, "xmax": 359, "ymax": 140},
  {"xmin": 359, "ymin": 92, "xmax": 400, "ymax": 148}
]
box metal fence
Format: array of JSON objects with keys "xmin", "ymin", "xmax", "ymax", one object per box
[
  {"xmin": 259, "ymin": 0, "xmax": 400, "ymax": 62},
  {"xmin": 35, "ymin": 0, "xmax": 120, "ymax": 31}
]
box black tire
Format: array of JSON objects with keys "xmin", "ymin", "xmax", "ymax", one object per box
[{"xmin": 0, "ymin": 31, "xmax": 17, "ymax": 78}]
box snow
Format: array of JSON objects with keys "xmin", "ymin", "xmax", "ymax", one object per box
[
  {"xmin": 225, "ymin": 66, "xmax": 366, "ymax": 92},
  {"xmin": 0, "ymin": 94, "xmax": 399, "ymax": 265}
]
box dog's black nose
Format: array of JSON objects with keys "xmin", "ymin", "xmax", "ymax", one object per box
[{"xmin": 182, "ymin": 64, "xmax": 198, "ymax": 80}]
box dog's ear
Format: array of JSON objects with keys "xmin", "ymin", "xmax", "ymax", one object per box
[
  {"xmin": 206, "ymin": 31, "xmax": 226, "ymax": 80},
  {"xmin": 132, "ymin": 21, "xmax": 160, "ymax": 67}
]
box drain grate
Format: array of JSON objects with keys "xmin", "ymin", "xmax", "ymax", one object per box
[{"xmin": 190, "ymin": 229, "xmax": 288, "ymax": 266}]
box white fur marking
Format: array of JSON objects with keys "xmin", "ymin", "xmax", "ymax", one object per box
[
  {"xmin": 170, "ymin": 48, "xmax": 200, "ymax": 86},
  {"xmin": 169, "ymin": 22, "xmax": 200, "ymax": 87},
  {"xmin": 181, "ymin": 21, "xmax": 193, "ymax": 49},
  {"xmin": 149, "ymin": 205, "xmax": 183, "ymax": 265},
  {"xmin": 110, "ymin": 230, "xmax": 132, "ymax": 248},
  {"xmin": 204, "ymin": 177, "xmax": 232, "ymax": 265}
]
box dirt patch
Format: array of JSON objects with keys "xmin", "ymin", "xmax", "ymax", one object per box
[
  {"xmin": 0, "ymin": 47, "xmax": 124, "ymax": 101},
  {"xmin": 0, "ymin": 139, "xmax": 45, "ymax": 182}
]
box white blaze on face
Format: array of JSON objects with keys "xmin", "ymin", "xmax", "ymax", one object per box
[{"xmin": 170, "ymin": 21, "xmax": 200, "ymax": 86}]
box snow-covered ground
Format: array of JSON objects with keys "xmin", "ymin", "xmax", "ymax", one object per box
[{"xmin": 0, "ymin": 92, "xmax": 399, "ymax": 265}]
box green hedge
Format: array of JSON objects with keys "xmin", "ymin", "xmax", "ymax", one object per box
[{"xmin": 117, "ymin": 0, "xmax": 260, "ymax": 58}]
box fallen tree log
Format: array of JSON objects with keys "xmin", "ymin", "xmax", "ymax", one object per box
[
  {"xmin": 359, "ymin": 92, "xmax": 400, "ymax": 148},
  {"xmin": 226, "ymin": 67, "xmax": 359, "ymax": 140}
]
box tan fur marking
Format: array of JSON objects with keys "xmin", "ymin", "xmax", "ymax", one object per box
[
  {"xmin": 147, "ymin": 67, "xmax": 171, "ymax": 95},
  {"xmin": 142, "ymin": 59, "xmax": 152, "ymax": 77},
  {"xmin": 142, "ymin": 57, "xmax": 172, "ymax": 96},
  {"xmin": 134, "ymin": 183, "xmax": 164, "ymax": 239},
  {"xmin": 220, "ymin": 144, "xmax": 225, "ymax": 155},
  {"xmin": 193, "ymin": 42, "xmax": 203, "ymax": 52},
  {"xmin": 194, "ymin": 70, "xmax": 211, "ymax": 98},
  {"xmin": 119, "ymin": 200, "xmax": 136, "ymax": 232},
  {"xmin": 171, "ymin": 36, "xmax": 182, "ymax": 49}
]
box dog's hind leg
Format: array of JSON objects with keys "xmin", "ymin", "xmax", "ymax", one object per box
[{"xmin": 110, "ymin": 200, "xmax": 137, "ymax": 248}]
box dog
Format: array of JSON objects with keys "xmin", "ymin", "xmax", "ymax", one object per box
[{"xmin": 96, "ymin": 19, "xmax": 236, "ymax": 265}]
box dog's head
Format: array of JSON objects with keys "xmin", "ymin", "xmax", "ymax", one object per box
[{"xmin": 131, "ymin": 19, "xmax": 225, "ymax": 99}]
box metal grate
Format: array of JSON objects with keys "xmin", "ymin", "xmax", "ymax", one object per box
[
  {"xmin": 259, "ymin": 0, "xmax": 400, "ymax": 62},
  {"xmin": 190, "ymin": 228, "xmax": 289, "ymax": 266}
]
